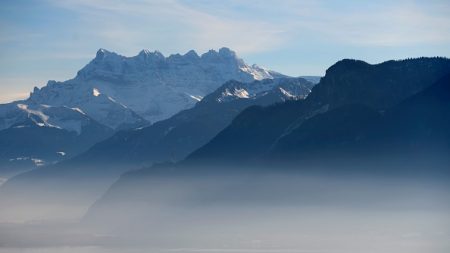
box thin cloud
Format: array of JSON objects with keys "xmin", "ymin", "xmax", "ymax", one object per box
[
  {"xmin": 47, "ymin": 0, "xmax": 289, "ymax": 54},
  {"xmin": 39, "ymin": 0, "xmax": 450, "ymax": 53},
  {"xmin": 190, "ymin": 0, "xmax": 450, "ymax": 48},
  {"xmin": 289, "ymin": 1, "xmax": 450, "ymax": 46},
  {"xmin": 168, "ymin": 0, "xmax": 450, "ymax": 47}
]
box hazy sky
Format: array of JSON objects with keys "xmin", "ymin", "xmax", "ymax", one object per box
[{"xmin": 1, "ymin": 0, "xmax": 450, "ymax": 103}]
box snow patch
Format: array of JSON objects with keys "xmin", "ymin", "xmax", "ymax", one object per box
[
  {"xmin": 219, "ymin": 88, "xmax": 250, "ymax": 101},
  {"xmin": 17, "ymin": 103, "xmax": 51, "ymax": 126},
  {"xmin": 31, "ymin": 158, "xmax": 45, "ymax": 167},
  {"xmin": 8, "ymin": 157, "xmax": 46, "ymax": 167},
  {"xmin": 9, "ymin": 157, "xmax": 30, "ymax": 162},
  {"xmin": 92, "ymin": 88, "xmax": 101, "ymax": 97},
  {"xmin": 222, "ymin": 89, "xmax": 233, "ymax": 97},
  {"xmin": 240, "ymin": 65, "xmax": 272, "ymax": 80},
  {"xmin": 187, "ymin": 94, "xmax": 203, "ymax": 102},
  {"xmin": 16, "ymin": 104, "xmax": 28, "ymax": 110},
  {"xmin": 279, "ymin": 87, "xmax": 295, "ymax": 98},
  {"xmin": 234, "ymin": 88, "xmax": 249, "ymax": 98},
  {"xmin": 71, "ymin": 107, "xmax": 86, "ymax": 115}
]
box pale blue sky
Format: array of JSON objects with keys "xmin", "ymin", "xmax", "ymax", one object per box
[{"xmin": 1, "ymin": 0, "xmax": 450, "ymax": 103}]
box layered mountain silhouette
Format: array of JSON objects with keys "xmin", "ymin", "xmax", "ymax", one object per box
[
  {"xmin": 82, "ymin": 58, "xmax": 450, "ymax": 228},
  {"xmin": 269, "ymin": 72, "xmax": 450, "ymax": 169},
  {"xmin": 0, "ymin": 77, "xmax": 315, "ymax": 221},
  {"xmin": 28, "ymin": 47, "xmax": 280, "ymax": 126},
  {"xmin": 1, "ymin": 56, "xmax": 449, "ymax": 223},
  {"xmin": 72, "ymin": 77, "xmax": 314, "ymax": 167},
  {"xmin": 185, "ymin": 57, "xmax": 450, "ymax": 167},
  {"xmin": 0, "ymin": 48, "xmax": 282, "ymax": 173}
]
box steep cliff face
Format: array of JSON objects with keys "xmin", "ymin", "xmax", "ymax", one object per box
[{"xmin": 27, "ymin": 47, "xmax": 278, "ymax": 128}]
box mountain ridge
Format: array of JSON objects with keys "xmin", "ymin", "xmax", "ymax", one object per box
[
  {"xmin": 65, "ymin": 77, "xmax": 315, "ymax": 167},
  {"xmin": 80, "ymin": 58, "xmax": 450, "ymax": 231},
  {"xmin": 0, "ymin": 47, "xmax": 285, "ymax": 172},
  {"xmin": 184, "ymin": 57, "xmax": 450, "ymax": 165},
  {"xmin": 0, "ymin": 76, "xmax": 315, "ymax": 222},
  {"xmin": 4, "ymin": 47, "xmax": 281, "ymax": 131}
]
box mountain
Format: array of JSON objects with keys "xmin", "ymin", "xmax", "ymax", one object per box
[
  {"xmin": 0, "ymin": 103, "xmax": 113, "ymax": 176},
  {"xmin": 25, "ymin": 47, "xmax": 279, "ymax": 128},
  {"xmin": 372, "ymin": 71, "xmax": 450, "ymax": 154},
  {"xmin": 185, "ymin": 57, "xmax": 450, "ymax": 166},
  {"xmin": 81, "ymin": 61, "xmax": 450, "ymax": 233},
  {"xmin": 0, "ymin": 47, "xmax": 282, "ymax": 174},
  {"xmin": 267, "ymin": 71, "xmax": 450, "ymax": 171},
  {"xmin": 0, "ymin": 77, "xmax": 314, "ymax": 222},
  {"xmin": 63, "ymin": 77, "xmax": 315, "ymax": 167},
  {"xmin": 4, "ymin": 56, "xmax": 449, "ymax": 224}
]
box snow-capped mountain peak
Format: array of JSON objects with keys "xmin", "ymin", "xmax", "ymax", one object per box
[
  {"xmin": 2, "ymin": 48, "xmax": 283, "ymax": 131},
  {"xmin": 211, "ymin": 78, "xmax": 315, "ymax": 103}
]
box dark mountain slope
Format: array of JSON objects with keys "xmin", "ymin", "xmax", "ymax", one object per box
[
  {"xmin": 82, "ymin": 71, "xmax": 450, "ymax": 234},
  {"xmin": 69, "ymin": 77, "xmax": 313, "ymax": 167},
  {"xmin": 0, "ymin": 77, "xmax": 313, "ymax": 222},
  {"xmin": 186, "ymin": 57, "xmax": 450, "ymax": 165},
  {"xmin": 268, "ymin": 72, "xmax": 450, "ymax": 172},
  {"xmin": 374, "ymin": 71, "xmax": 450, "ymax": 151},
  {"xmin": 269, "ymin": 104, "xmax": 381, "ymax": 159},
  {"xmin": 0, "ymin": 113, "xmax": 113, "ymax": 177},
  {"xmin": 185, "ymin": 100, "xmax": 308, "ymax": 164}
]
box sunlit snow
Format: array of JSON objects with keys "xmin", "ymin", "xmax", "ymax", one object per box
[{"xmin": 92, "ymin": 88, "xmax": 101, "ymax": 97}]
